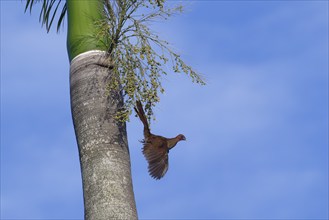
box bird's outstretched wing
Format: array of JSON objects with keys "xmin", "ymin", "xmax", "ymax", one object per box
[{"xmin": 142, "ymin": 136, "xmax": 169, "ymax": 180}]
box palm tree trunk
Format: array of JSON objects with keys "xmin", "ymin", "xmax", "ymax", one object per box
[
  {"xmin": 66, "ymin": 0, "xmax": 138, "ymax": 218},
  {"xmin": 70, "ymin": 50, "xmax": 137, "ymax": 219}
]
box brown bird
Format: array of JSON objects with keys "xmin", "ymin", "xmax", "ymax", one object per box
[{"xmin": 134, "ymin": 100, "xmax": 186, "ymax": 180}]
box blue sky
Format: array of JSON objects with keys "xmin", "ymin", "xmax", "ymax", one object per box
[{"xmin": 1, "ymin": 1, "xmax": 328, "ymax": 219}]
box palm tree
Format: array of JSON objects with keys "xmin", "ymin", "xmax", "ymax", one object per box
[
  {"xmin": 67, "ymin": 1, "xmax": 137, "ymax": 218},
  {"xmin": 25, "ymin": 0, "xmax": 204, "ymax": 219}
]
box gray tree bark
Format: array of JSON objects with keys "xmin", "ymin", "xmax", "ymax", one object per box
[{"xmin": 70, "ymin": 50, "xmax": 138, "ymax": 219}]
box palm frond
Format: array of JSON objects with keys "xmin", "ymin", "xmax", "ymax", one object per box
[{"xmin": 24, "ymin": 0, "xmax": 67, "ymax": 33}]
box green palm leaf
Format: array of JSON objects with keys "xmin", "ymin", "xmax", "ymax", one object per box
[{"xmin": 25, "ymin": 0, "xmax": 67, "ymax": 33}]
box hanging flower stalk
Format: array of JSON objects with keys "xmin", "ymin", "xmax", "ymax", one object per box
[{"xmin": 96, "ymin": 0, "xmax": 206, "ymax": 121}]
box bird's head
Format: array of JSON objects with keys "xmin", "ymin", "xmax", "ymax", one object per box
[{"xmin": 177, "ymin": 134, "xmax": 186, "ymax": 141}]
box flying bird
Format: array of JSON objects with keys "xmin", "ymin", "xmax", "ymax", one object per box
[{"xmin": 134, "ymin": 100, "xmax": 186, "ymax": 180}]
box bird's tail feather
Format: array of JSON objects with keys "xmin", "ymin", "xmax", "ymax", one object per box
[{"xmin": 134, "ymin": 100, "xmax": 151, "ymax": 136}]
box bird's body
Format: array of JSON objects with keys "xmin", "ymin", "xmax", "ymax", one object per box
[{"xmin": 134, "ymin": 100, "xmax": 186, "ymax": 179}]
